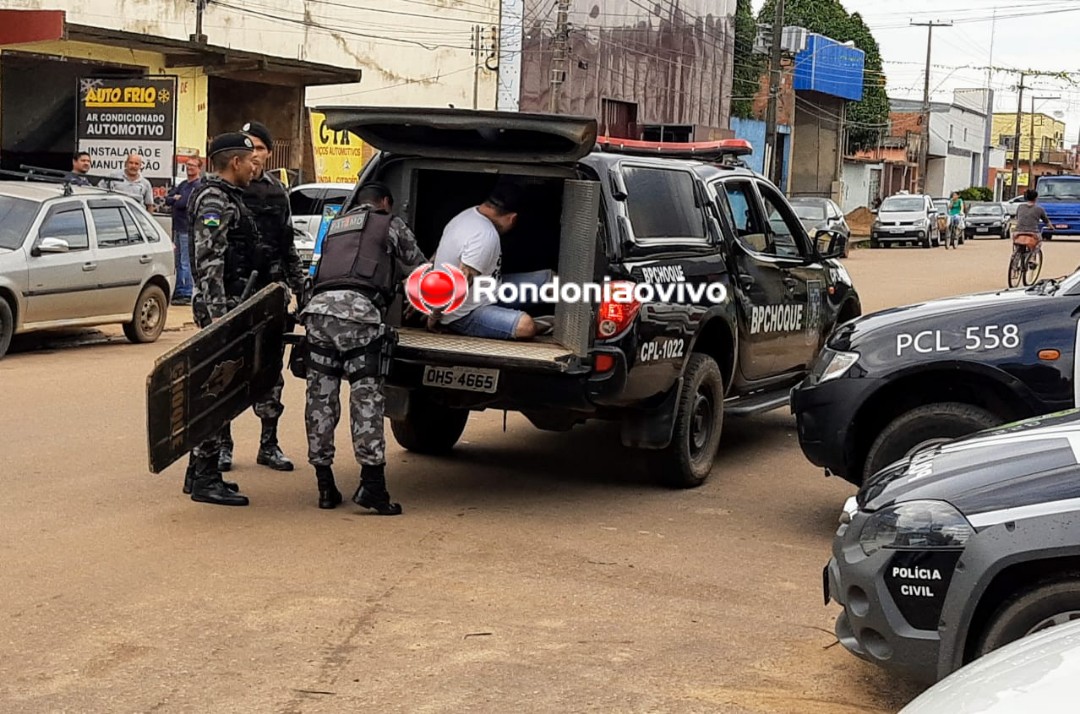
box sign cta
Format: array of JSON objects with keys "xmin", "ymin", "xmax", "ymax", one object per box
[
  {"xmin": 308, "ymin": 109, "xmax": 369, "ymax": 184},
  {"xmin": 76, "ymin": 76, "xmax": 178, "ymax": 187}
]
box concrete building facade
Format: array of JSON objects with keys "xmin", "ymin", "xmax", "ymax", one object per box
[
  {"xmin": 517, "ymin": 0, "xmax": 736, "ymax": 141},
  {"xmin": 991, "ymin": 111, "xmax": 1070, "ymax": 194},
  {"xmin": 891, "ymin": 90, "xmax": 996, "ymax": 199},
  {"xmin": 0, "ymin": 0, "xmax": 503, "ymax": 188}
]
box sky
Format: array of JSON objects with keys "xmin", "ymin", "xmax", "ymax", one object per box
[{"xmin": 752, "ymin": 0, "xmax": 1080, "ymax": 147}]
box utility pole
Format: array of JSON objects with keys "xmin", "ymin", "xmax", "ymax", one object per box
[
  {"xmin": 1010, "ymin": 72, "xmax": 1026, "ymax": 199},
  {"xmin": 911, "ymin": 20, "xmax": 951, "ymax": 195},
  {"xmin": 190, "ymin": 0, "xmax": 208, "ymax": 44},
  {"xmin": 549, "ymin": 0, "xmax": 570, "ymax": 114},
  {"xmin": 763, "ymin": 0, "xmax": 785, "ymax": 185},
  {"xmin": 471, "ymin": 25, "xmax": 480, "ymax": 110}
]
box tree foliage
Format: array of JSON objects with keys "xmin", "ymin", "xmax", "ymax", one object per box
[
  {"xmin": 732, "ymin": 0, "xmax": 763, "ymax": 120},
  {"xmin": 959, "ymin": 187, "xmax": 994, "ymax": 202},
  {"xmin": 757, "ymin": 1, "xmax": 889, "ymax": 151}
]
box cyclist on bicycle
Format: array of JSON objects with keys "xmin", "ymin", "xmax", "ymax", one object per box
[
  {"xmin": 1014, "ymin": 188, "xmax": 1052, "ymax": 245},
  {"xmin": 947, "ymin": 191, "xmax": 964, "ymax": 249}
]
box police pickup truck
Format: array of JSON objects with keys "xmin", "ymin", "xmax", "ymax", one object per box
[
  {"xmin": 317, "ymin": 107, "xmax": 861, "ymax": 488},
  {"xmin": 792, "ymin": 268, "xmax": 1080, "ymax": 486}
]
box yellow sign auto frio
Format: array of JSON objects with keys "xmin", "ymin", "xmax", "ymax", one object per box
[{"xmin": 308, "ymin": 110, "xmax": 369, "ymax": 183}]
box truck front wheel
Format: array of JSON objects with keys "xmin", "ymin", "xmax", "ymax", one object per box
[
  {"xmin": 649, "ymin": 354, "xmax": 724, "ymax": 489},
  {"xmin": 863, "ymin": 402, "xmax": 1001, "ymax": 482},
  {"xmin": 390, "ymin": 394, "xmax": 469, "ymax": 454}
]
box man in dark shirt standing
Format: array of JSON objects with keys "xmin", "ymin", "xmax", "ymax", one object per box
[
  {"xmin": 164, "ymin": 157, "xmax": 204, "ymax": 305},
  {"xmin": 70, "ymin": 151, "xmax": 92, "ymax": 186}
]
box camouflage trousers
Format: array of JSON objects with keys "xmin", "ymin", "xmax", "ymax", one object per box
[{"xmin": 303, "ymin": 313, "xmax": 386, "ymax": 467}]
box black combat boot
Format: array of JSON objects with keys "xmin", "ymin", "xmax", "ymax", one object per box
[
  {"xmin": 315, "ymin": 465, "xmax": 342, "ymax": 509},
  {"xmin": 257, "ymin": 418, "xmax": 294, "ymax": 471},
  {"xmin": 352, "ymin": 463, "xmax": 402, "ymax": 515},
  {"xmin": 183, "ymin": 454, "xmax": 239, "ymax": 494},
  {"xmin": 219, "ymin": 423, "xmax": 234, "ymax": 472},
  {"xmin": 190, "ymin": 454, "xmax": 249, "ymax": 506}
]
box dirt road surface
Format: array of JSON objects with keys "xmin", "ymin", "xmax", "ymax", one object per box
[{"xmin": 3, "ymin": 238, "xmax": 1077, "ymax": 713}]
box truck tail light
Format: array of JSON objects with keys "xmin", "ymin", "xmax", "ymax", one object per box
[
  {"xmin": 596, "ymin": 281, "xmax": 641, "ymax": 338},
  {"xmin": 594, "ymin": 354, "xmax": 616, "ymax": 372}
]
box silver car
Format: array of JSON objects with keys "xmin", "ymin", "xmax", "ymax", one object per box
[{"xmin": 0, "ymin": 182, "xmax": 176, "ymax": 359}]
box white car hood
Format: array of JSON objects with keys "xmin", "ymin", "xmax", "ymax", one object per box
[
  {"xmin": 900, "ymin": 620, "xmax": 1080, "ymax": 713},
  {"xmin": 877, "ymin": 210, "xmax": 927, "ymax": 223}
]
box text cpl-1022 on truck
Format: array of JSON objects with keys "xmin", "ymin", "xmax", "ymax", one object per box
[
  {"xmin": 317, "ymin": 107, "xmax": 861, "ymax": 488},
  {"xmin": 791, "ymin": 267, "xmax": 1080, "ymax": 487}
]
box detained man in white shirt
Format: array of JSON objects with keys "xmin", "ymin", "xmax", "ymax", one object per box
[{"xmin": 430, "ymin": 183, "xmax": 553, "ymax": 340}]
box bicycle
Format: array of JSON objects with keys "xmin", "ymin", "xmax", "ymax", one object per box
[{"xmin": 1008, "ymin": 230, "xmax": 1045, "ymax": 288}]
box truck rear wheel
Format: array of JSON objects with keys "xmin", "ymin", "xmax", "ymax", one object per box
[
  {"xmin": 649, "ymin": 354, "xmax": 724, "ymax": 489},
  {"xmin": 863, "ymin": 402, "xmax": 1001, "ymax": 482},
  {"xmin": 389, "ymin": 394, "xmax": 469, "ymax": 454}
]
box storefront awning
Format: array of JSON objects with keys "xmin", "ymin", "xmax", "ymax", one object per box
[
  {"xmin": 0, "ymin": 10, "xmax": 64, "ymax": 45},
  {"xmin": 66, "ymin": 25, "xmax": 362, "ymax": 87}
]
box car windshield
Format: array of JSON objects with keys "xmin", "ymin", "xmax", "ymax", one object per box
[
  {"xmin": 1038, "ymin": 178, "xmax": 1080, "ymax": 201},
  {"xmin": 933, "ymin": 201, "xmax": 948, "ymax": 212},
  {"xmin": 0, "ymin": 195, "xmax": 39, "ymax": 250},
  {"xmin": 792, "ymin": 203, "xmax": 826, "ymax": 220},
  {"xmin": 881, "ymin": 197, "xmax": 925, "ymax": 212},
  {"xmin": 969, "ymin": 204, "xmax": 1002, "ymax": 216}
]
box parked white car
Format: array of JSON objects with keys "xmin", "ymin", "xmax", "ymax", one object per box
[
  {"xmin": 899, "ymin": 619, "xmax": 1080, "ymax": 713},
  {"xmin": 0, "ymin": 182, "xmax": 176, "ymax": 359},
  {"xmin": 288, "ymin": 182, "xmax": 353, "ymax": 267}
]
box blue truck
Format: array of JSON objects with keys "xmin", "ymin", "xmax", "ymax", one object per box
[{"xmin": 1035, "ymin": 174, "xmax": 1080, "ymax": 236}]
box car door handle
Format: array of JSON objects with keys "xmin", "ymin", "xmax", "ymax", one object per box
[
  {"xmin": 139, "ymin": 255, "xmax": 153, "ymax": 264},
  {"xmin": 782, "ymin": 276, "xmax": 798, "ymax": 288},
  {"xmin": 82, "ymin": 262, "xmax": 97, "ymax": 271},
  {"xmin": 737, "ymin": 273, "xmax": 755, "ymax": 289}
]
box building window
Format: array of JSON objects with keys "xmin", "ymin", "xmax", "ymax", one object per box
[
  {"xmin": 601, "ymin": 99, "xmax": 638, "ymax": 139},
  {"xmin": 641, "ymin": 125, "xmax": 693, "ymax": 142},
  {"xmin": 964, "ymin": 128, "xmax": 968, "ymax": 142}
]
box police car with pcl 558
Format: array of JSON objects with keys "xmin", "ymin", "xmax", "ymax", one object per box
[{"xmin": 791, "ymin": 268, "xmax": 1080, "ymax": 487}]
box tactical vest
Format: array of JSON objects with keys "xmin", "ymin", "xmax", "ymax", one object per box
[
  {"xmin": 311, "ymin": 208, "xmax": 396, "ymax": 304},
  {"xmin": 243, "ymin": 174, "xmax": 291, "ymax": 288},
  {"xmin": 189, "ymin": 178, "xmax": 260, "ymax": 298}
]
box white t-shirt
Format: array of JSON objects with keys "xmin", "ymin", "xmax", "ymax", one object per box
[{"xmin": 431, "ymin": 206, "xmax": 502, "ymax": 322}]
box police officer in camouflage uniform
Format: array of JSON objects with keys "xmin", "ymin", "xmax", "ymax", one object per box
[
  {"xmin": 302, "ymin": 182, "xmax": 426, "ymax": 514},
  {"xmin": 214, "ymin": 120, "xmax": 306, "ymax": 474},
  {"xmin": 183, "ymin": 132, "xmax": 260, "ymax": 506}
]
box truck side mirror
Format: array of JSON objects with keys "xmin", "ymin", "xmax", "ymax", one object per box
[{"xmin": 815, "ymin": 229, "xmax": 846, "ymax": 259}]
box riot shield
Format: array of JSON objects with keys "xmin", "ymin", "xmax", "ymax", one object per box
[{"xmin": 146, "ymin": 284, "xmax": 288, "ymax": 473}]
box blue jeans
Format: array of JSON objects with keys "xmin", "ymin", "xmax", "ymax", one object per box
[
  {"xmin": 174, "ymin": 231, "xmax": 194, "ymax": 298},
  {"xmin": 446, "ymin": 270, "xmax": 554, "ymax": 340}
]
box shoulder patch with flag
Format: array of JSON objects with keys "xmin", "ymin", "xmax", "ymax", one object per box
[{"xmin": 202, "ymin": 213, "xmax": 221, "ymax": 227}]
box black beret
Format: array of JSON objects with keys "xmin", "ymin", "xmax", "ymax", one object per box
[
  {"xmin": 240, "ymin": 121, "xmax": 273, "ymax": 151},
  {"xmin": 208, "ymin": 132, "xmax": 254, "ymax": 158}
]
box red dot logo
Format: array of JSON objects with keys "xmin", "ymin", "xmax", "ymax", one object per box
[
  {"xmin": 419, "ymin": 270, "xmax": 455, "ymax": 309},
  {"xmin": 406, "ymin": 264, "xmax": 469, "ymax": 316}
]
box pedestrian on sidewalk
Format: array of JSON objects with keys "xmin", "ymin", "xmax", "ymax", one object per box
[{"xmin": 165, "ymin": 156, "xmax": 203, "ymax": 305}]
